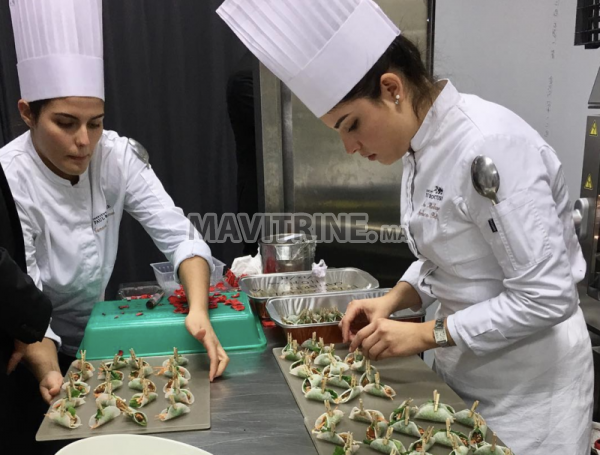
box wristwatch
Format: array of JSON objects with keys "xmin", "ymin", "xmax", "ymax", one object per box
[{"xmin": 434, "ymin": 318, "xmax": 449, "ymax": 347}]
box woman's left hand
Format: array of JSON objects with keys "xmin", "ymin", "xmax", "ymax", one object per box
[
  {"xmin": 350, "ymin": 319, "xmax": 437, "ymax": 360},
  {"xmin": 39, "ymin": 370, "xmax": 63, "ymax": 404},
  {"xmin": 185, "ymin": 311, "xmax": 230, "ymax": 381}
]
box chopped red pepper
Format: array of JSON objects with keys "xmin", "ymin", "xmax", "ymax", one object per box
[
  {"xmin": 261, "ymin": 320, "xmax": 276, "ymax": 328},
  {"xmin": 136, "ymin": 312, "xmax": 144, "ymax": 316},
  {"xmin": 118, "ymin": 350, "xmax": 124, "ymax": 356},
  {"xmin": 118, "ymin": 305, "xmax": 129, "ymax": 310},
  {"xmin": 225, "ymin": 269, "xmax": 238, "ymax": 287},
  {"xmin": 168, "ymin": 286, "xmax": 192, "ymax": 314},
  {"xmin": 231, "ymin": 292, "xmax": 240, "ymax": 298}
]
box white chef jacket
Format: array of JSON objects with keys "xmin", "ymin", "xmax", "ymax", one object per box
[
  {"xmin": 0, "ymin": 130, "xmax": 213, "ymax": 356},
  {"xmin": 400, "ymin": 81, "xmax": 593, "ymax": 454}
]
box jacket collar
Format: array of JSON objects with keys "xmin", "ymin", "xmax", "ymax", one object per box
[{"xmin": 410, "ymin": 79, "xmax": 461, "ymax": 153}]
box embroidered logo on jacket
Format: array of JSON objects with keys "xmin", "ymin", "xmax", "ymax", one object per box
[
  {"xmin": 426, "ymin": 186, "xmax": 444, "ymax": 201},
  {"xmin": 418, "ymin": 186, "xmax": 444, "ymax": 220}
]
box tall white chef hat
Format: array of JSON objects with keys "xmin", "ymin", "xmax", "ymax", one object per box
[
  {"xmin": 217, "ymin": 0, "xmax": 400, "ymax": 118},
  {"xmin": 9, "ymin": 0, "xmax": 104, "ymax": 102}
]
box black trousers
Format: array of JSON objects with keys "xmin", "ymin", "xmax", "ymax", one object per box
[{"xmin": 0, "ymin": 352, "xmax": 76, "ymax": 455}]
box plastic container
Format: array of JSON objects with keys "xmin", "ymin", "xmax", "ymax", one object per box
[
  {"xmin": 116, "ymin": 282, "xmax": 162, "ymax": 300},
  {"xmin": 79, "ymin": 291, "xmax": 266, "ymax": 359},
  {"xmin": 150, "ymin": 257, "xmax": 226, "ymax": 295}
]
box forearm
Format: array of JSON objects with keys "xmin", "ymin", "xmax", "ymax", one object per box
[
  {"xmin": 388, "ymin": 280, "xmax": 423, "ymax": 312},
  {"xmin": 23, "ymin": 337, "xmax": 60, "ymax": 382},
  {"xmin": 178, "ymin": 256, "xmax": 211, "ymax": 317}
]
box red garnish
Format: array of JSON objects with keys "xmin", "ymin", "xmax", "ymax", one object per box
[
  {"xmin": 118, "ymin": 305, "xmax": 129, "ymax": 309},
  {"xmin": 136, "ymin": 312, "xmax": 144, "ymax": 316},
  {"xmin": 231, "ymin": 292, "xmax": 240, "ymax": 298},
  {"xmin": 118, "ymin": 350, "xmax": 124, "ymax": 356}
]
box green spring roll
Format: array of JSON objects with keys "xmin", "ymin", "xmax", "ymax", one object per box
[
  {"xmin": 473, "ymin": 444, "xmax": 509, "ymax": 455},
  {"xmin": 158, "ymin": 402, "xmax": 190, "ymax": 421},
  {"xmin": 434, "ymin": 429, "xmax": 469, "ymax": 448},
  {"xmin": 414, "ymin": 402, "xmax": 455, "ymax": 423},
  {"xmin": 370, "ymin": 438, "xmax": 406, "ymax": 455},
  {"xmin": 305, "ymin": 387, "xmax": 338, "ymax": 403},
  {"xmin": 391, "ymin": 420, "xmax": 423, "ymax": 438},
  {"xmin": 335, "ymin": 386, "xmax": 362, "ymax": 404}
]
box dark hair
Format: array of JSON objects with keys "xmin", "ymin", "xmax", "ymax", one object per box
[
  {"xmin": 340, "ymin": 34, "xmax": 436, "ymax": 118},
  {"xmin": 28, "ymin": 99, "xmax": 52, "ymax": 122}
]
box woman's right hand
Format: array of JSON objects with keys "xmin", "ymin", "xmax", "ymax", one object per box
[{"xmin": 339, "ymin": 293, "xmax": 400, "ymax": 344}]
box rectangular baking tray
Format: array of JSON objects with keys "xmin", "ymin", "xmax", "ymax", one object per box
[
  {"xmin": 36, "ymin": 353, "xmax": 210, "ymax": 441},
  {"xmin": 266, "ymin": 289, "xmax": 425, "ymax": 344},
  {"xmin": 240, "ymin": 268, "xmax": 379, "ymax": 318},
  {"xmin": 273, "ymin": 346, "xmax": 506, "ymax": 455}
]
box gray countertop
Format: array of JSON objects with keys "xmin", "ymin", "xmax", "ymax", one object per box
[{"xmin": 158, "ymin": 326, "xmax": 318, "ymax": 455}]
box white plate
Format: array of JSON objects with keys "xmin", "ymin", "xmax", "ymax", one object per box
[{"xmin": 56, "ymin": 434, "xmax": 212, "ymax": 455}]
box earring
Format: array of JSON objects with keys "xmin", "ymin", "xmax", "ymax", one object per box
[{"xmin": 395, "ymin": 94, "xmax": 400, "ymax": 105}]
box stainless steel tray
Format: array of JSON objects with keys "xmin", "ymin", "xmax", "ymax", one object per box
[
  {"xmin": 273, "ymin": 346, "xmax": 506, "ymax": 455},
  {"xmin": 265, "ymin": 289, "xmax": 425, "ymax": 345},
  {"xmin": 266, "ymin": 289, "xmax": 425, "ymax": 329},
  {"xmin": 239, "ymin": 268, "xmax": 379, "ymax": 302},
  {"xmin": 36, "ymin": 353, "xmax": 210, "ymax": 441}
]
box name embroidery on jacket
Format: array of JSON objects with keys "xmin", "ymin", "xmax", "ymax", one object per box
[{"xmin": 92, "ymin": 204, "xmax": 115, "ymax": 233}]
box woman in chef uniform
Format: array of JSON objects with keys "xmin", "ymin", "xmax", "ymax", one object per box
[
  {"xmin": 218, "ymin": 0, "xmax": 593, "ymax": 453},
  {"xmin": 0, "ymin": 0, "xmax": 229, "ymax": 400}
]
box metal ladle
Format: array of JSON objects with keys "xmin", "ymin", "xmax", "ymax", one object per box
[{"xmin": 471, "ymin": 155, "xmax": 500, "ymax": 204}]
